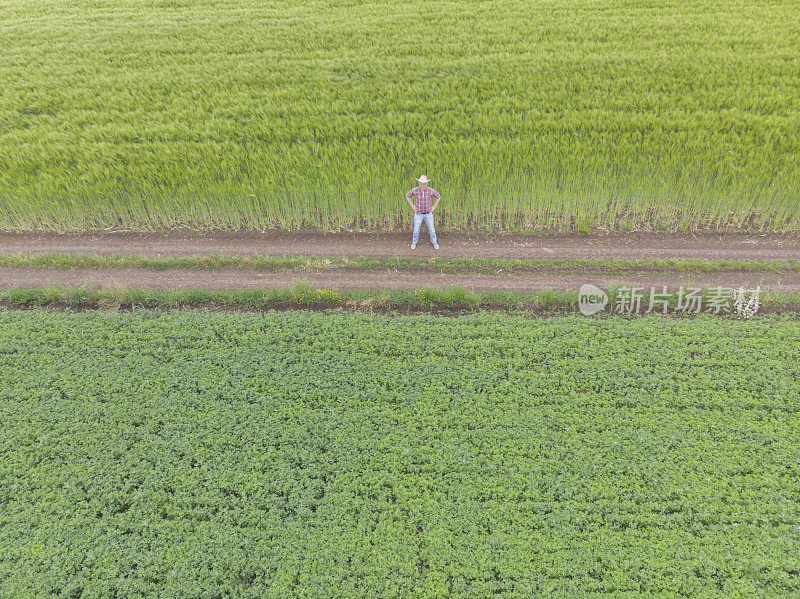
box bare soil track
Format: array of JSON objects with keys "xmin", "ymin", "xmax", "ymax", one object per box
[
  {"xmin": 1, "ymin": 231, "xmax": 799, "ymax": 292},
  {"xmin": 1, "ymin": 230, "xmax": 799, "ymax": 259}
]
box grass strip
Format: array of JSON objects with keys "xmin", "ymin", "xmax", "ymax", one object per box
[
  {"xmin": 0, "ymin": 284, "xmax": 573, "ymax": 312},
  {"xmin": 2, "ymin": 253, "xmax": 800, "ymax": 275},
  {"xmin": 0, "ymin": 284, "xmax": 796, "ymax": 316}
]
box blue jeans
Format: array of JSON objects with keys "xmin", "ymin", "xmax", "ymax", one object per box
[{"xmin": 412, "ymin": 212, "xmax": 437, "ymax": 245}]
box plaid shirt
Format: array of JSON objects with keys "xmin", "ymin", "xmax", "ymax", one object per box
[{"xmin": 406, "ymin": 186, "xmax": 440, "ymax": 213}]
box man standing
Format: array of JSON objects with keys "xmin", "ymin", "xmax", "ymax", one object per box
[{"xmin": 405, "ymin": 175, "xmax": 440, "ymax": 250}]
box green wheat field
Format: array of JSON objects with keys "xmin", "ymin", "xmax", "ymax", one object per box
[{"xmin": 1, "ymin": 0, "xmax": 799, "ymax": 231}]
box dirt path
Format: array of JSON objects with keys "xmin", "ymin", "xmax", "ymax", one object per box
[
  {"xmin": 1, "ymin": 231, "xmax": 799, "ymax": 292},
  {"xmin": 0, "ymin": 267, "xmax": 796, "ymax": 292},
  {"xmin": 0, "ymin": 230, "xmax": 798, "ymax": 259}
]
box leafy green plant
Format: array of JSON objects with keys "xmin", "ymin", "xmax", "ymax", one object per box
[{"xmin": 0, "ymin": 310, "xmax": 799, "ymax": 596}]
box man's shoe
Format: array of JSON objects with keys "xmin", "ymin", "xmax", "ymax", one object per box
[
  {"xmin": 433, "ymin": 243, "xmax": 439, "ymax": 250},
  {"xmin": 411, "ymin": 243, "xmax": 416, "ymax": 249}
]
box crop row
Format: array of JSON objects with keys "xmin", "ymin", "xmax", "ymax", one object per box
[
  {"xmin": 1, "ymin": 309, "xmax": 799, "ymax": 596},
  {"xmin": 1, "ymin": 0, "xmax": 799, "ymax": 230}
]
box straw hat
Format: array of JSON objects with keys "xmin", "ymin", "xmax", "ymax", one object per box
[{"xmin": 416, "ymin": 175, "xmax": 430, "ymax": 184}]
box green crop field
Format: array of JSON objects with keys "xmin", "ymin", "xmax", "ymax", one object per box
[
  {"xmin": 1, "ymin": 0, "xmax": 799, "ymax": 232},
  {"xmin": 1, "ymin": 309, "xmax": 799, "ymax": 596}
]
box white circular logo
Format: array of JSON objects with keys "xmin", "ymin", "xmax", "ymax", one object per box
[{"xmin": 578, "ymin": 284, "xmax": 608, "ymax": 315}]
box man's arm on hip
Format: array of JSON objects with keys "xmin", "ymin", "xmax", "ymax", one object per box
[{"xmin": 406, "ymin": 190, "xmax": 416, "ymax": 211}]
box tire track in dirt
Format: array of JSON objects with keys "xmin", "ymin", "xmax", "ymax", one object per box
[{"xmin": 0, "ymin": 230, "xmax": 799, "ymax": 259}]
